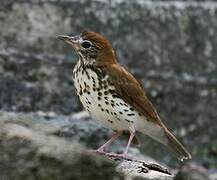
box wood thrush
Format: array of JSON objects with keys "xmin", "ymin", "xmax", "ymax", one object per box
[{"xmin": 58, "ymin": 31, "xmax": 191, "ymax": 161}]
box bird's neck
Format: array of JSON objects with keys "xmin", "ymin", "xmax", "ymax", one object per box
[
  {"xmin": 76, "ymin": 54, "xmax": 94, "ymax": 67},
  {"xmin": 76, "ymin": 56, "xmax": 116, "ymax": 70},
  {"xmin": 73, "ymin": 57, "xmax": 108, "ymax": 86}
]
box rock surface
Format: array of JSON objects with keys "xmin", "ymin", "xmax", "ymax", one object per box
[
  {"xmin": 174, "ymin": 162, "xmax": 210, "ymax": 180},
  {"xmin": 0, "ymin": 111, "xmax": 175, "ymax": 180},
  {"xmin": 0, "ymin": 0, "xmax": 216, "ymax": 179}
]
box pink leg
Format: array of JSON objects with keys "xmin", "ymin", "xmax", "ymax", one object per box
[
  {"xmin": 95, "ymin": 131, "xmax": 122, "ymax": 154},
  {"xmin": 123, "ymin": 131, "xmax": 135, "ymax": 155},
  {"xmin": 105, "ymin": 130, "xmax": 135, "ymax": 158}
]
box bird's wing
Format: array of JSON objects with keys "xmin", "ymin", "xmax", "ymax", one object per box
[{"xmin": 105, "ymin": 63, "xmax": 162, "ymax": 125}]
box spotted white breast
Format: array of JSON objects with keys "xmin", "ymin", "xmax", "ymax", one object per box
[{"xmin": 72, "ymin": 60, "xmax": 164, "ymax": 138}]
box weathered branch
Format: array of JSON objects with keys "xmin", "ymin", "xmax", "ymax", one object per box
[{"xmin": 106, "ymin": 155, "xmax": 174, "ymax": 179}]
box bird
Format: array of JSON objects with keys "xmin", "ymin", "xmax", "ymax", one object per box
[{"xmin": 58, "ymin": 30, "xmax": 191, "ymax": 161}]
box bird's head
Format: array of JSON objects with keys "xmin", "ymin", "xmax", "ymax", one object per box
[{"xmin": 58, "ymin": 31, "xmax": 117, "ymax": 65}]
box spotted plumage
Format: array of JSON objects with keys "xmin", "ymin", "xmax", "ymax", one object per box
[
  {"xmin": 58, "ymin": 30, "xmax": 191, "ymax": 161},
  {"xmin": 72, "ymin": 59, "xmax": 138, "ymax": 131}
]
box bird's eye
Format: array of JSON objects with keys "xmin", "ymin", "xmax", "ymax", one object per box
[{"xmin": 81, "ymin": 41, "xmax": 92, "ymax": 49}]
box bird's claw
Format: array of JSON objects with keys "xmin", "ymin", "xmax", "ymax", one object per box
[{"xmin": 90, "ymin": 148, "xmax": 106, "ymax": 154}]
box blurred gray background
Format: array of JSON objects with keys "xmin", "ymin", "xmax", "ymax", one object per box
[{"xmin": 0, "ymin": 0, "xmax": 216, "ymax": 180}]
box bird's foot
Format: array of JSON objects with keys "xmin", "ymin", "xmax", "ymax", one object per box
[{"xmin": 90, "ymin": 148, "xmax": 106, "ymax": 155}]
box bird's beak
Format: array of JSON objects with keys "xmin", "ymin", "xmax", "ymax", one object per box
[{"xmin": 57, "ymin": 35, "xmax": 81, "ymax": 50}]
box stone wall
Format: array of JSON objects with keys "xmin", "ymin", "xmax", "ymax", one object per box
[{"xmin": 0, "ymin": 1, "xmax": 216, "ymax": 179}]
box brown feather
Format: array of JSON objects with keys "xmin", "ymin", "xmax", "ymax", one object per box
[
  {"xmin": 81, "ymin": 31, "xmax": 117, "ymax": 64},
  {"xmin": 103, "ymin": 63, "xmax": 162, "ymax": 125},
  {"xmin": 102, "ymin": 63, "xmax": 191, "ymax": 160}
]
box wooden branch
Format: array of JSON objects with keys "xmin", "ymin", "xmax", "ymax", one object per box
[{"xmin": 103, "ymin": 154, "xmax": 174, "ymax": 179}]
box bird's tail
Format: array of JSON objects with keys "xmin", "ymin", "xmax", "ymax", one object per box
[
  {"xmin": 163, "ymin": 127, "xmax": 191, "ymax": 161},
  {"xmin": 146, "ymin": 124, "xmax": 191, "ymax": 161}
]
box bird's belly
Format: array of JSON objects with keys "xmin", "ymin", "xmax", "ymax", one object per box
[
  {"xmin": 79, "ymin": 92, "xmax": 129, "ymax": 131},
  {"xmin": 79, "ymin": 89, "xmax": 154, "ymax": 132},
  {"xmin": 80, "ymin": 91, "xmax": 162, "ymax": 135},
  {"xmin": 73, "ymin": 65, "xmax": 157, "ymax": 133}
]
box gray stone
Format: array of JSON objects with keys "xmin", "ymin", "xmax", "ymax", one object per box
[
  {"xmin": 174, "ymin": 162, "xmax": 210, "ymax": 180},
  {"xmin": 0, "ymin": 111, "xmax": 175, "ymax": 180},
  {"xmin": 0, "ymin": 112, "xmax": 122, "ymax": 180},
  {"xmin": 0, "ymin": 0, "xmax": 216, "ymax": 176}
]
